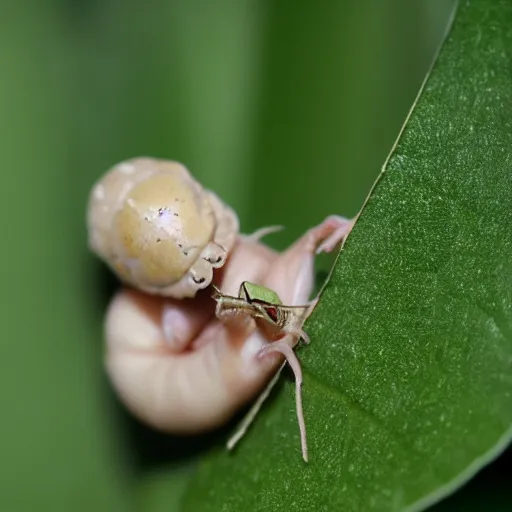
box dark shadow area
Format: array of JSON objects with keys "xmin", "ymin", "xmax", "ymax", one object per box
[
  {"xmin": 110, "ymin": 368, "xmax": 288, "ymax": 473},
  {"xmin": 92, "ymin": 258, "xmax": 121, "ymax": 316},
  {"xmin": 431, "ymin": 444, "xmax": 512, "ymax": 511}
]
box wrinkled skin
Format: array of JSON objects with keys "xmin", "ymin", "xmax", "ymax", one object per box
[{"xmin": 105, "ymin": 215, "xmax": 353, "ymax": 436}]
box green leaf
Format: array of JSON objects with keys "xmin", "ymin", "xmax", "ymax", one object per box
[{"xmin": 182, "ymin": 1, "xmax": 512, "ymax": 510}]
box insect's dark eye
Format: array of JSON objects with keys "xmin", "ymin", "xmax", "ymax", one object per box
[{"xmin": 264, "ymin": 306, "xmax": 278, "ymax": 323}]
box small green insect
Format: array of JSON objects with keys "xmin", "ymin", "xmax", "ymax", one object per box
[
  {"xmin": 212, "ymin": 281, "xmax": 314, "ymax": 461},
  {"xmin": 213, "ymin": 281, "xmax": 313, "ymax": 344},
  {"xmin": 240, "ymin": 281, "xmax": 282, "ymax": 304}
]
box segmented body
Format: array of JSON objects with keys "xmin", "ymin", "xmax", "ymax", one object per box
[{"xmin": 87, "ymin": 159, "xmax": 355, "ymax": 461}]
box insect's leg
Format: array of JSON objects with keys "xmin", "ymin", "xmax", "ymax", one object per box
[
  {"xmin": 300, "ymin": 329, "xmax": 310, "ymax": 345},
  {"xmin": 161, "ymin": 294, "xmax": 214, "ymax": 352},
  {"xmin": 213, "ymin": 294, "xmax": 256, "ymax": 324},
  {"xmin": 284, "ymin": 326, "xmax": 310, "ymax": 345},
  {"xmin": 214, "ymin": 299, "xmax": 225, "ymax": 321},
  {"xmin": 227, "ymin": 362, "xmax": 286, "ymax": 451},
  {"xmin": 237, "ymin": 281, "xmax": 248, "ymax": 300},
  {"xmin": 243, "ymin": 225, "xmax": 284, "ymax": 243},
  {"xmin": 258, "ymin": 341, "xmax": 308, "ymax": 462}
]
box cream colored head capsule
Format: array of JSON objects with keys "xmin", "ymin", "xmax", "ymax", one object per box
[{"xmin": 87, "ymin": 157, "xmax": 239, "ymax": 298}]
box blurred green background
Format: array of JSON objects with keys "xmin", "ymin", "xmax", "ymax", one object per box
[{"xmin": 3, "ymin": 1, "xmax": 509, "ymax": 510}]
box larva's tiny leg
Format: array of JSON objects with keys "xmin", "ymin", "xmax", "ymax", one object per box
[
  {"xmin": 259, "ymin": 341, "xmax": 308, "ymax": 462},
  {"xmin": 227, "ymin": 362, "xmax": 286, "ymax": 451},
  {"xmin": 200, "ymin": 241, "xmax": 227, "ymax": 269},
  {"xmin": 263, "ymin": 215, "xmax": 354, "ymax": 306},
  {"xmin": 314, "ymin": 215, "xmax": 353, "ymax": 255},
  {"xmin": 244, "ymin": 225, "xmax": 284, "ymax": 243},
  {"xmin": 189, "ymin": 258, "xmax": 214, "ymax": 288}
]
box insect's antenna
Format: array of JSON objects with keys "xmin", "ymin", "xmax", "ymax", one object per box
[{"xmin": 211, "ymin": 284, "xmax": 222, "ymax": 299}]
